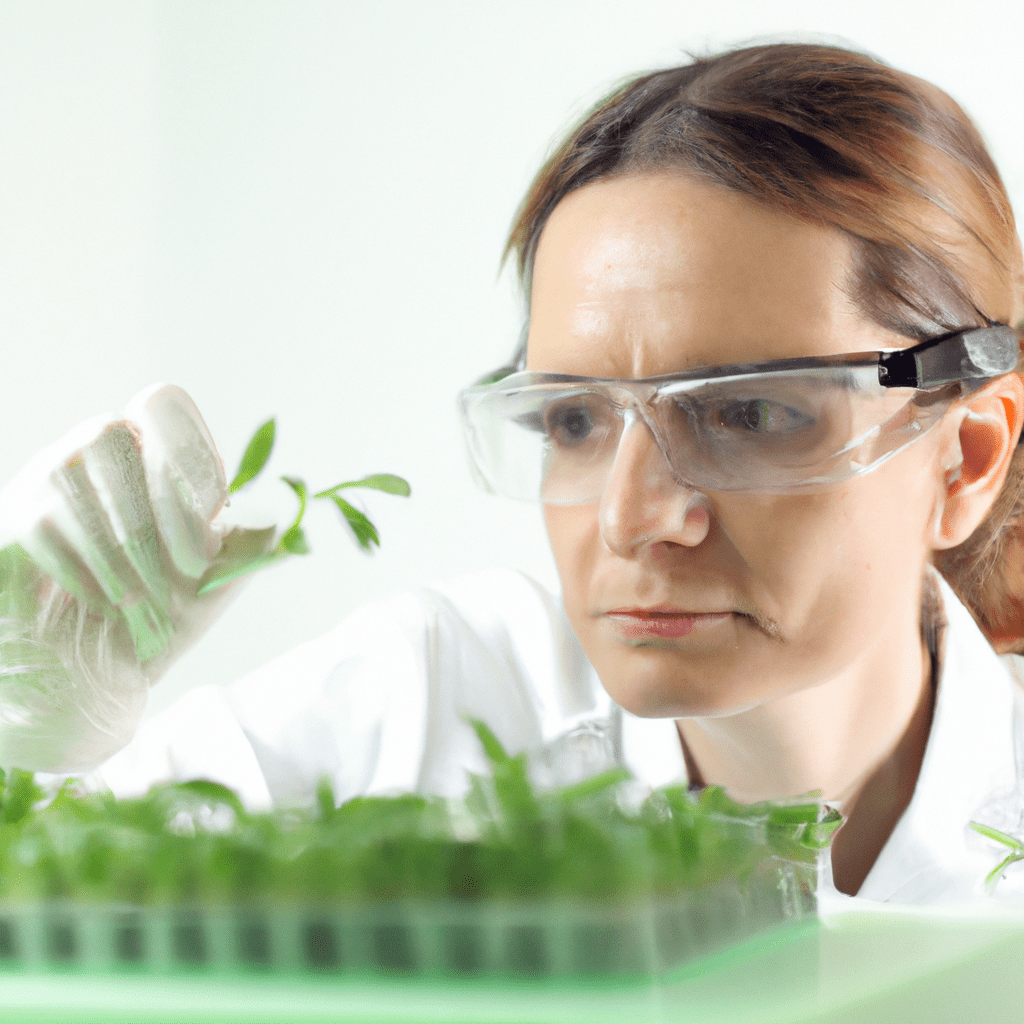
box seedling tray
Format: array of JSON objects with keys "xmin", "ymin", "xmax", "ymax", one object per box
[{"xmin": 0, "ymin": 857, "xmax": 814, "ymax": 980}]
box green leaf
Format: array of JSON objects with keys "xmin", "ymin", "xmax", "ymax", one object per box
[
  {"xmin": 0, "ymin": 711, "xmax": 848, "ymax": 909},
  {"xmin": 1, "ymin": 769, "xmax": 43, "ymax": 825},
  {"xmin": 280, "ymin": 476, "xmax": 308, "ymax": 528},
  {"xmin": 468, "ymin": 719, "xmax": 510, "ymax": 767},
  {"xmin": 228, "ymin": 419, "xmax": 275, "ymax": 494},
  {"xmin": 280, "ymin": 526, "xmax": 310, "ymax": 555},
  {"xmin": 314, "ymin": 473, "xmax": 411, "ymax": 498},
  {"xmin": 986, "ymin": 850, "xmax": 1024, "ymax": 889},
  {"xmin": 766, "ymin": 801, "xmax": 823, "ymax": 827},
  {"xmin": 173, "ymin": 780, "xmax": 248, "ymax": 821},
  {"xmin": 276, "ymin": 476, "xmax": 310, "ymax": 556},
  {"xmin": 316, "ymin": 778, "xmax": 336, "ymax": 820},
  {"xmin": 329, "ymin": 495, "xmax": 380, "ymax": 551},
  {"xmin": 556, "ymin": 767, "xmax": 632, "ymax": 805},
  {"xmin": 492, "ymin": 753, "xmax": 537, "ymax": 823},
  {"xmin": 970, "ymin": 821, "xmax": 1024, "ymax": 852},
  {"xmin": 797, "ymin": 808, "xmax": 844, "ymax": 850}
]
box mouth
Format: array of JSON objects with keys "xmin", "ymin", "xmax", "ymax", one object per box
[
  {"xmin": 607, "ymin": 606, "xmax": 731, "ymax": 617},
  {"xmin": 605, "ymin": 608, "xmax": 735, "ymax": 639}
]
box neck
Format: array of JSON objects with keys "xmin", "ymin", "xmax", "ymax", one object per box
[{"xmin": 676, "ymin": 619, "xmax": 935, "ymax": 896}]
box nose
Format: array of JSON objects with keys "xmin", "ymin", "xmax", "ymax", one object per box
[{"xmin": 598, "ymin": 413, "xmax": 712, "ymax": 557}]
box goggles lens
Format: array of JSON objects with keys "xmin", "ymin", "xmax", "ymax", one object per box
[{"xmin": 460, "ymin": 365, "xmax": 959, "ymax": 503}]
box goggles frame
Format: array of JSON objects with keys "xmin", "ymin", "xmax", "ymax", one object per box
[{"xmin": 458, "ymin": 324, "xmax": 1021, "ymax": 502}]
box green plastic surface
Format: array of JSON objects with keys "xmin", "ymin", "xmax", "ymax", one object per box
[{"xmin": 1, "ymin": 912, "xmax": 1022, "ymax": 1023}]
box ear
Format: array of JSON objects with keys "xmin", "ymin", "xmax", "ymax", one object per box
[{"xmin": 931, "ymin": 373, "xmax": 1024, "ymax": 550}]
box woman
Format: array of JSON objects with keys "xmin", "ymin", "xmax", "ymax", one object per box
[
  {"xmin": 3, "ymin": 41, "xmax": 1024, "ymax": 905},
  {"xmin": 457, "ymin": 42, "xmax": 1024, "ymax": 901}
]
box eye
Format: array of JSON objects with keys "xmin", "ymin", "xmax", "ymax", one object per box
[
  {"xmin": 544, "ymin": 401, "xmax": 598, "ymax": 447},
  {"xmin": 717, "ymin": 398, "xmax": 815, "ymax": 435}
]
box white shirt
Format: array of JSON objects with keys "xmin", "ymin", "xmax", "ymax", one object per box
[
  {"xmin": 821, "ymin": 567, "xmax": 1024, "ymax": 912},
  {"xmin": 94, "ymin": 564, "xmax": 1024, "ymax": 910}
]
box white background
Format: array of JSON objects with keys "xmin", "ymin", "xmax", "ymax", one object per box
[{"xmin": 0, "ymin": 1, "xmax": 1021, "ymax": 719}]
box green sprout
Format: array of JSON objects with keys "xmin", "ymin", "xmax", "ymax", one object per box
[
  {"xmin": 198, "ymin": 419, "xmax": 410, "ymax": 594},
  {"xmin": 969, "ymin": 820, "xmax": 1024, "ymax": 890}
]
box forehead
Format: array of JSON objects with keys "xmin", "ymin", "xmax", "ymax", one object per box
[{"xmin": 525, "ymin": 173, "xmax": 906, "ymax": 377}]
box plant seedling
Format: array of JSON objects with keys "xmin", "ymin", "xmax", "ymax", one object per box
[
  {"xmin": 0, "ymin": 720, "xmax": 840, "ymax": 910},
  {"xmin": 198, "ymin": 419, "xmax": 410, "ymax": 593}
]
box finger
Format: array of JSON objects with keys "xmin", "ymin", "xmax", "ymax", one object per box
[
  {"xmin": 124, "ymin": 384, "xmax": 229, "ymax": 579},
  {"xmin": 0, "ymin": 411, "xmax": 118, "ymax": 542},
  {"xmin": 0, "ymin": 412, "xmax": 123, "ymax": 612},
  {"xmin": 46, "ymin": 422, "xmax": 174, "ymax": 663}
]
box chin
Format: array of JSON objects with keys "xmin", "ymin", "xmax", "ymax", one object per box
[
  {"xmin": 598, "ymin": 667, "xmax": 747, "ymax": 720},
  {"xmin": 583, "ymin": 633, "xmax": 733, "ymax": 714}
]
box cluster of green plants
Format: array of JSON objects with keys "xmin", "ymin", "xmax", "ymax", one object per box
[
  {"xmin": 0, "ymin": 419, "xmax": 842, "ymax": 909},
  {"xmin": 0, "ymin": 722, "xmax": 840, "ymax": 908}
]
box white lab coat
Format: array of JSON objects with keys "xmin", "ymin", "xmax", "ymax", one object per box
[{"xmin": 93, "ymin": 564, "xmax": 1024, "ymax": 909}]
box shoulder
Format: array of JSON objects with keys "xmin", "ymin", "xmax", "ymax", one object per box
[
  {"xmin": 224, "ymin": 567, "xmax": 601, "ymax": 797},
  {"xmin": 415, "ymin": 567, "xmax": 578, "ymax": 665},
  {"xmin": 415, "ymin": 568, "xmax": 603, "ymax": 726},
  {"xmin": 298, "ymin": 566, "xmax": 564, "ymax": 656},
  {"xmin": 932, "ymin": 569, "xmax": 1024, "ymax": 723},
  {"xmin": 413, "ymin": 566, "xmax": 567, "ymax": 637},
  {"xmin": 94, "ymin": 568, "xmax": 602, "ymax": 807},
  {"xmin": 251, "ymin": 566, "xmax": 577, "ymax": 696}
]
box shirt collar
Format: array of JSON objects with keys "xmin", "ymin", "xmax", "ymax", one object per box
[{"xmin": 837, "ymin": 566, "xmax": 1018, "ymax": 905}]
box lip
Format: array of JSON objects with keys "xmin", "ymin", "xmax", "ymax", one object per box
[
  {"xmin": 607, "ymin": 605, "xmax": 729, "ymax": 616},
  {"xmin": 605, "ymin": 608, "xmax": 734, "ymax": 639}
]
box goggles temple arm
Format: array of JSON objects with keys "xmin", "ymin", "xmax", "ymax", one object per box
[{"xmin": 878, "ymin": 325, "xmax": 1018, "ymax": 389}]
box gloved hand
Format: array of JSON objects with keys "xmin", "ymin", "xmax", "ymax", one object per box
[{"xmin": 0, "ymin": 384, "xmax": 276, "ymax": 773}]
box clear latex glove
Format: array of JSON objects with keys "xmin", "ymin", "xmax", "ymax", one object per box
[{"xmin": 0, "ymin": 384, "xmax": 276, "ymax": 774}]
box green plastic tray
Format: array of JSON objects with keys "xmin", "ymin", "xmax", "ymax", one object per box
[
  {"xmin": 0, "ymin": 856, "xmax": 814, "ymax": 980},
  {"xmin": 3, "ymin": 911, "xmax": 1024, "ymax": 1024}
]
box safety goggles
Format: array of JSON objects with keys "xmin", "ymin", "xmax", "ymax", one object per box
[{"xmin": 458, "ymin": 324, "xmax": 1019, "ymax": 504}]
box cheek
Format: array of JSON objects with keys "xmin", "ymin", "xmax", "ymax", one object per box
[
  {"xmin": 543, "ymin": 505, "xmax": 598, "ymax": 615},
  {"xmin": 742, "ymin": 493, "xmax": 859, "ymax": 603},
  {"xmin": 738, "ymin": 460, "xmax": 938, "ymax": 644}
]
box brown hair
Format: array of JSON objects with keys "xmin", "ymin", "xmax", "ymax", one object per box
[{"xmin": 503, "ymin": 41, "xmax": 1024, "ymax": 648}]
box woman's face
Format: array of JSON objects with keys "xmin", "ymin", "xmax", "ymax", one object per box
[{"xmin": 527, "ymin": 173, "xmax": 954, "ymax": 720}]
